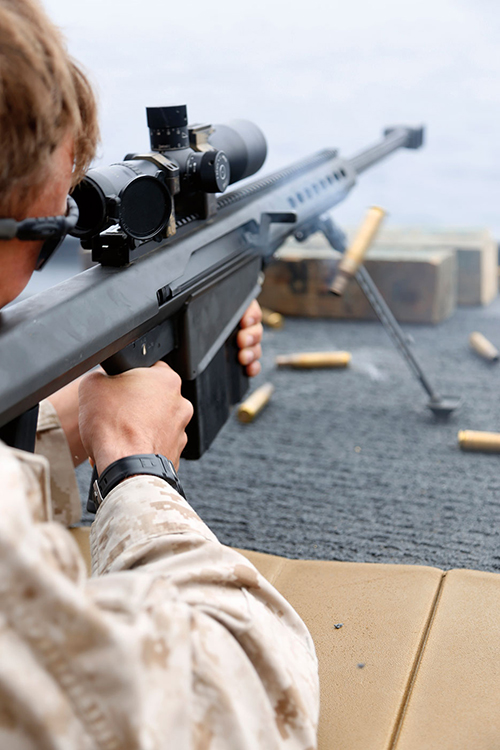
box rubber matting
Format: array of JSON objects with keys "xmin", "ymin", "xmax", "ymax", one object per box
[{"xmin": 77, "ymin": 298, "xmax": 500, "ymax": 572}]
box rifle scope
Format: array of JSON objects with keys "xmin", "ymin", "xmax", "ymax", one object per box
[{"xmin": 70, "ymin": 105, "xmax": 267, "ymax": 242}]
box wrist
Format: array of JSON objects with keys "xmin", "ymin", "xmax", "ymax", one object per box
[
  {"xmin": 87, "ymin": 453, "xmax": 185, "ymax": 513},
  {"xmin": 93, "ymin": 440, "xmax": 156, "ymax": 476}
]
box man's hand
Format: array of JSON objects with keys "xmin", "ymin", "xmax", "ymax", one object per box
[
  {"xmin": 237, "ymin": 299, "xmax": 263, "ymax": 377},
  {"xmin": 50, "ymin": 300, "xmax": 263, "ymax": 466},
  {"xmin": 79, "ymin": 362, "xmax": 193, "ymax": 475}
]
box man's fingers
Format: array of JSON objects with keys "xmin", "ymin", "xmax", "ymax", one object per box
[
  {"xmin": 238, "ymin": 302, "xmax": 264, "ymax": 378},
  {"xmin": 240, "ymin": 299, "xmax": 262, "ymax": 329},
  {"xmin": 237, "ymin": 322, "xmax": 263, "ymax": 350},
  {"xmin": 238, "ymin": 343, "xmax": 262, "ymax": 366},
  {"xmin": 245, "ymin": 360, "xmax": 261, "ymax": 378}
]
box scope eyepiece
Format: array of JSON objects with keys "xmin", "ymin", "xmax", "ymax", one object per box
[{"xmin": 71, "ymin": 165, "xmax": 172, "ymax": 241}]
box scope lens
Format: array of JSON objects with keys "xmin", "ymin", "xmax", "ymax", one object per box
[{"xmin": 119, "ymin": 175, "xmax": 172, "ymax": 240}]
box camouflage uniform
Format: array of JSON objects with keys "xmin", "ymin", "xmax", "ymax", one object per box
[{"xmin": 0, "ymin": 401, "xmax": 319, "ymax": 749}]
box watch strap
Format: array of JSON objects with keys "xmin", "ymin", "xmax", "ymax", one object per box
[{"xmin": 86, "ymin": 454, "xmax": 185, "ymax": 514}]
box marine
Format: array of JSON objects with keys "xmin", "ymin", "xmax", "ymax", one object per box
[{"xmin": 0, "ymin": 1, "xmax": 320, "ymax": 747}]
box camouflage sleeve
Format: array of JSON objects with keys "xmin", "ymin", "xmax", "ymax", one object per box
[
  {"xmin": 0, "ymin": 446, "xmax": 319, "ymax": 749},
  {"xmin": 89, "ymin": 476, "xmax": 320, "ymax": 747},
  {"xmin": 35, "ymin": 399, "xmax": 81, "ymax": 526}
]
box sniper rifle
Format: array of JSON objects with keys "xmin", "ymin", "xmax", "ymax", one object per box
[{"xmin": 0, "ymin": 105, "xmax": 424, "ymax": 461}]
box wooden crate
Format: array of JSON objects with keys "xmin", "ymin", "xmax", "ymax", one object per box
[
  {"xmin": 259, "ymin": 239, "xmax": 457, "ymax": 324},
  {"xmin": 360, "ymin": 227, "xmax": 498, "ymax": 306}
]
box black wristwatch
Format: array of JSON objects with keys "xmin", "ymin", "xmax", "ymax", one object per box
[{"xmin": 87, "ymin": 454, "xmax": 185, "ymax": 514}]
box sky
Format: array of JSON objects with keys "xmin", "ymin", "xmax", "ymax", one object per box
[{"xmin": 44, "ymin": 0, "xmax": 500, "ymax": 235}]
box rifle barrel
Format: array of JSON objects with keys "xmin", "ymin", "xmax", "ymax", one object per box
[{"xmin": 348, "ymin": 126, "xmax": 424, "ymax": 174}]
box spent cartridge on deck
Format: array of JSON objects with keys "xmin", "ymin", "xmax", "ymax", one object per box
[
  {"xmin": 458, "ymin": 430, "xmax": 500, "ymax": 452},
  {"xmin": 261, "ymin": 307, "xmax": 284, "ymax": 329},
  {"xmin": 275, "ymin": 351, "xmax": 351, "ymax": 369},
  {"xmin": 238, "ymin": 383, "xmax": 274, "ymax": 423},
  {"xmin": 469, "ymin": 332, "xmax": 499, "ymax": 362}
]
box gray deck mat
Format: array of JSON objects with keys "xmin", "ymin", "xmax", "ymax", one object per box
[{"xmin": 77, "ymin": 298, "xmax": 500, "ymax": 572}]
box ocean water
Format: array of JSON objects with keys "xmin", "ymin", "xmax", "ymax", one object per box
[{"xmin": 42, "ymin": 0, "xmax": 499, "ymax": 239}]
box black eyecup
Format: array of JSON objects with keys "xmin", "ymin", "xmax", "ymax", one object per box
[
  {"xmin": 35, "ymin": 196, "xmax": 79, "ymax": 269},
  {"xmin": 0, "ymin": 195, "xmax": 79, "ymax": 269}
]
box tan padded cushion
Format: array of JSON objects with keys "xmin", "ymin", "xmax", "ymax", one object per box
[
  {"xmin": 238, "ymin": 549, "xmax": 443, "ymax": 750},
  {"xmin": 394, "ymin": 568, "xmax": 500, "ymax": 750},
  {"xmin": 70, "ymin": 530, "xmax": 500, "ymax": 750}
]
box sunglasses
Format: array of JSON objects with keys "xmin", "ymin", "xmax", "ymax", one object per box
[{"xmin": 0, "ymin": 196, "xmax": 79, "ymax": 270}]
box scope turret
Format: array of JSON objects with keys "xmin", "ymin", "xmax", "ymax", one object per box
[{"xmin": 147, "ymin": 105, "xmax": 189, "ymax": 150}]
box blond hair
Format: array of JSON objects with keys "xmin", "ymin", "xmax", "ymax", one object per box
[{"xmin": 0, "ymin": 0, "xmax": 99, "ymax": 216}]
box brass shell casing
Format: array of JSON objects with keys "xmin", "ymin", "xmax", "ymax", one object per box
[
  {"xmin": 275, "ymin": 351, "xmax": 351, "ymax": 369},
  {"xmin": 468, "ymin": 332, "xmax": 499, "ymax": 362},
  {"xmin": 330, "ymin": 206, "xmax": 386, "ymax": 296},
  {"xmin": 237, "ymin": 382, "xmax": 275, "ymax": 423},
  {"xmin": 458, "ymin": 430, "xmax": 500, "ymax": 452},
  {"xmin": 261, "ymin": 307, "xmax": 284, "ymax": 329}
]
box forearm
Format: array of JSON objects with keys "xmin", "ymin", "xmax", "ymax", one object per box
[
  {"xmin": 91, "ymin": 477, "xmax": 319, "ymax": 678},
  {"xmin": 3, "ymin": 451, "xmax": 318, "ymax": 748},
  {"xmin": 90, "ymin": 476, "xmax": 319, "ymax": 745},
  {"xmin": 90, "ymin": 475, "xmax": 218, "ymax": 574}
]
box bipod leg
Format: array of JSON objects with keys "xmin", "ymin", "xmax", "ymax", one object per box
[{"xmin": 318, "ymin": 215, "xmax": 461, "ymax": 416}]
